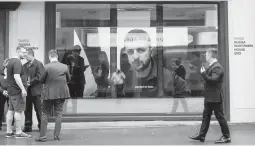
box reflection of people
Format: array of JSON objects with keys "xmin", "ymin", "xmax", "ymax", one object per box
[
  {"xmin": 111, "ymin": 69, "xmax": 126, "ymax": 97},
  {"xmin": 93, "ymin": 51, "xmax": 109, "ymax": 97},
  {"xmin": 23, "ymin": 48, "xmax": 44, "ymax": 132},
  {"xmin": 189, "ymin": 49, "xmax": 231, "ymax": 144},
  {"xmin": 174, "ymin": 58, "xmax": 186, "ymax": 80},
  {"xmin": 6, "ymin": 46, "xmax": 31, "ymax": 138},
  {"xmin": 66, "ymin": 45, "xmax": 86, "ymax": 98},
  {"xmin": 123, "ymin": 29, "xmax": 173, "ymax": 97},
  {"xmin": 36, "ymin": 50, "xmax": 70, "ymax": 142},
  {"xmin": 171, "ymin": 72, "xmax": 189, "ymax": 113},
  {"xmin": 0, "ymin": 59, "xmax": 9, "ymax": 131}
]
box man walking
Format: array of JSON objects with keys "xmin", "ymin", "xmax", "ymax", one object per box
[
  {"xmin": 23, "ymin": 48, "xmax": 44, "ymax": 132},
  {"xmin": 189, "ymin": 49, "xmax": 231, "ymax": 143},
  {"xmin": 5, "ymin": 46, "xmax": 31, "ymax": 138},
  {"xmin": 35, "ymin": 50, "xmax": 70, "ymax": 142}
]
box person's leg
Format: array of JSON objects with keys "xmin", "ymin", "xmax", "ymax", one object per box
[
  {"xmin": 13, "ymin": 94, "xmax": 31, "ymax": 138},
  {"xmin": 180, "ymin": 98, "xmax": 189, "ymax": 113},
  {"xmin": 53, "ymin": 99, "xmax": 65, "ymax": 139},
  {"xmin": 213, "ymin": 103, "xmax": 230, "ymax": 138},
  {"xmin": 24, "ymin": 91, "xmax": 33, "ymax": 131},
  {"xmin": 33, "ymin": 96, "xmax": 42, "ymax": 130},
  {"xmin": 39, "ymin": 100, "xmax": 52, "ymax": 138},
  {"xmin": 199, "ymin": 102, "xmax": 213, "ymax": 137},
  {"xmin": 6, "ymin": 96, "xmax": 15, "ymax": 136},
  {"xmin": 171, "ymin": 98, "xmax": 179, "ymax": 113},
  {"xmin": 0, "ymin": 95, "xmax": 6, "ymax": 129}
]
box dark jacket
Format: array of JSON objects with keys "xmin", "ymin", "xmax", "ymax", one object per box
[
  {"xmin": 0, "ymin": 70, "xmax": 8, "ymax": 94},
  {"xmin": 173, "ymin": 74, "xmax": 189, "ymax": 96},
  {"xmin": 175, "ymin": 65, "xmax": 186, "ymax": 80},
  {"xmin": 66, "ymin": 54, "xmax": 86, "ymax": 85},
  {"xmin": 23, "ymin": 59, "xmax": 44, "ymax": 96},
  {"xmin": 40, "ymin": 61, "xmax": 70, "ymax": 100},
  {"xmin": 201, "ymin": 61, "xmax": 224, "ymax": 102}
]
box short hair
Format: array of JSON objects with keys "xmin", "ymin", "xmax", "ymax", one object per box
[
  {"xmin": 124, "ymin": 29, "xmax": 151, "ymax": 47},
  {"xmin": 27, "ymin": 48, "xmax": 34, "ymax": 57},
  {"xmin": 16, "ymin": 46, "xmax": 26, "ymax": 51},
  {"xmin": 73, "ymin": 45, "xmax": 81, "ymax": 53},
  {"xmin": 207, "ymin": 48, "xmax": 218, "ymax": 59},
  {"xmin": 48, "ymin": 50, "xmax": 58, "ymax": 58}
]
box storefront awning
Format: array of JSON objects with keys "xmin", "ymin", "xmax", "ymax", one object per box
[{"xmin": 0, "ymin": 2, "xmax": 20, "ymax": 11}]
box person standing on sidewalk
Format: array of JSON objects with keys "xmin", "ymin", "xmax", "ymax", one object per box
[
  {"xmin": 23, "ymin": 48, "xmax": 44, "ymax": 132},
  {"xmin": 5, "ymin": 46, "xmax": 31, "ymax": 138},
  {"xmin": 0, "ymin": 59, "xmax": 9, "ymax": 131},
  {"xmin": 189, "ymin": 49, "xmax": 231, "ymax": 143},
  {"xmin": 35, "ymin": 50, "xmax": 70, "ymax": 142}
]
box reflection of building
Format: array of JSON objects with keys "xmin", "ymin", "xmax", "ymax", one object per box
[{"xmin": 3, "ymin": 1, "xmax": 255, "ymax": 123}]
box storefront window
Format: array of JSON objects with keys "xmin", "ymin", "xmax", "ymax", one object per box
[
  {"xmin": 0, "ymin": 11, "xmax": 7, "ymax": 66},
  {"xmin": 162, "ymin": 4, "xmax": 218, "ymax": 113},
  {"xmin": 55, "ymin": 3, "xmax": 218, "ymax": 114}
]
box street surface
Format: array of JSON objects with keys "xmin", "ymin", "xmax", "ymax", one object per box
[{"xmin": 0, "ymin": 122, "xmax": 254, "ymax": 145}]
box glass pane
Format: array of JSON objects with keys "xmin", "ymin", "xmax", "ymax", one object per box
[
  {"xmin": 117, "ymin": 4, "xmax": 159, "ymax": 98},
  {"xmin": 0, "ymin": 12, "xmax": 6, "ymax": 67},
  {"xmin": 56, "ymin": 4, "xmax": 111, "ymax": 114},
  {"xmin": 163, "ymin": 4, "xmax": 218, "ymax": 114}
]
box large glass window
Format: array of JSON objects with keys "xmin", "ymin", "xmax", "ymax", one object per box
[
  {"xmin": 55, "ymin": 3, "xmax": 219, "ymax": 114},
  {"xmin": 0, "ymin": 11, "xmax": 7, "ymax": 66}
]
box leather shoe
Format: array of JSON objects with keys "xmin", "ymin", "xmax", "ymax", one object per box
[
  {"xmin": 54, "ymin": 136, "xmax": 60, "ymax": 141},
  {"xmin": 23, "ymin": 127, "xmax": 32, "ymax": 132},
  {"xmin": 189, "ymin": 134, "xmax": 205, "ymax": 142},
  {"xmin": 35, "ymin": 136, "xmax": 47, "ymax": 142},
  {"xmin": 215, "ymin": 136, "xmax": 231, "ymax": 144}
]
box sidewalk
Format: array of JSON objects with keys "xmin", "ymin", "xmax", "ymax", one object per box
[{"xmin": 0, "ymin": 121, "xmax": 255, "ymax": 145}]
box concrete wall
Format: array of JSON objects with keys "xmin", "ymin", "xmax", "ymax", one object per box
[
  {"xmin": 9, "ymin": 2, "xmax": 45, "ymax": 63},
  {"xmin": 228, "ymin": 0, "xmax": 255, "ymax": 122}
]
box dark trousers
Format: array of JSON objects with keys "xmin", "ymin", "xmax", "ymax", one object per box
[
  {"xmin": 0, "ymin": 94, "xmax": 7, "ymax": 127},
  {"xmin": 24, "ymin": 90, "xmax": 42, "ymax": 129},
  {"xmin": 199, "ymin": 101, "xmax": 230, "ymax": 138},
  {"xmin": 68, "ymin": 84, "xmax": 84, "ymax": 98},
  {"xmin": 115, "ymin": 84, "xmax": 124, "ymax": 97},
  {"xmin": 0, "ymin": 96, "xmax": 14, "ymax": 127},
  {"xmin": 40, "ymin": 99, "xmax": 65, "ymax": 137}
]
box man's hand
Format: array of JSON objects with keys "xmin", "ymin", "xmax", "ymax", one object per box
[
  {"xmin": 22, "ymin": 89, "xmax": 27, "ymax": 98},
  {"xmin": 3, "ymin": 90, "xmax": 8, "ymax": 97},
  {"xmin": 200, "ymin": 66, "xmax": 206, "ymax": 73},
  {"xmin": 27, "ymin": 81, "xmax": 30, "ymax": 86}
]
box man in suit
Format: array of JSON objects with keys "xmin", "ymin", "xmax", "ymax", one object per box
[
  {"xmin": 35, "ymin": 50, "xmax": 70, "ymax": 142},
  {"xmin": 189, "ymin": 49, "xmax": 231, "ymax": 143},
  {"xmin": 23, "ymin": 48, "xmax": 44, "ymax": 132}
]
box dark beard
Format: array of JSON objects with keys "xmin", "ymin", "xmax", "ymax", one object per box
[{"xmin": 133, "ymin": 58, "xmax": 151, "ymax": 72}]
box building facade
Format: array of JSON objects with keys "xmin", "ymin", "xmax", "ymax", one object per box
[{"xmin": 0, "ymin": 0, "xmax": 254, "ymax": 123}]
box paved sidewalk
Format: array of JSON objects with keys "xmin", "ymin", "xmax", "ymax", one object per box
[{"xmin": 0, "ymin": 122, "xmax": 254, "ymax": 145}]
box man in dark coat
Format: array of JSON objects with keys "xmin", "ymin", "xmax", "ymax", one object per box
[
  {"xmin": 35, "ymin": 50, "xmax": 70, "ymax": 142},
  {"xmin": 189, "ymin": 49, "xmax": 231, "ymax": 143},
  {"xmin": 67, "ymin": 45, "xmax": 86, "ymax": 98},
  {"xmin": 23, "ymin": 48, "xmax": 44, "ymax": 132}
]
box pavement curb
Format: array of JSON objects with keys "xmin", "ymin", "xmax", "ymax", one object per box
[
  {"xmin": 2, "ymin": 121, "xmax": 255, "ymax": 130},
  {"xmin": 40, "ymin": 121, "xmax": 255, "ymax": 130}
]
